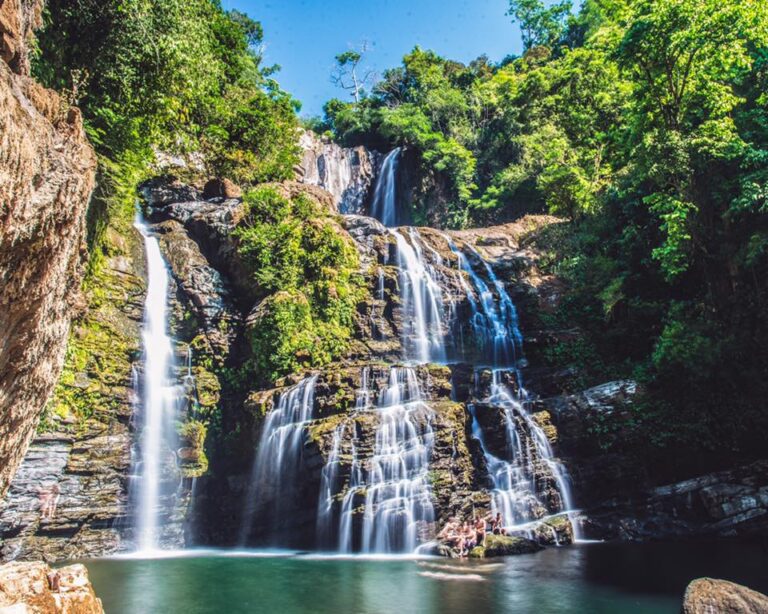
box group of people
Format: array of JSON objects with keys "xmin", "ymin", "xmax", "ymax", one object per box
[{"xmin": 437, "ymin": 512, "xmax": 508, "ymax": 557}]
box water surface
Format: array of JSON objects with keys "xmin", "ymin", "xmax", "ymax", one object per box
[{"xmin": 84, "ymin": 540, "xmax": 767, "ymax": 614}]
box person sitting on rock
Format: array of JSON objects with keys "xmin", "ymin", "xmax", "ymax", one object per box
[
  {"xmin": 491, "ymin": 512, "xmax": 507, "ymax": 536},
  {"xmin": 437, "ymin": 518, "xmax": 458, "ymax": 542},
  {"xmin": 37, "ymin": 485, "xmax": 52, "ymax": 519},
  {"xmin": 458, "ymin": 521, "xmax": 476, "ymax": 557},
  {"xmin": 474, "ymin": 513, "xmax": 487, "ymax": 547}
]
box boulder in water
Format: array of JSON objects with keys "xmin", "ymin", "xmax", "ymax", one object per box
[
  {"xmin": 469, "ymin": 534, "xmax": 542, "ymax": 558},
  {"xmin": 682, "ymin": 578, "xmax": 768, "ymax": 614}
]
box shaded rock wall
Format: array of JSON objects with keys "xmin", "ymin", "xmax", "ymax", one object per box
[{"xmin": 0, "ymin": 0, "xmax": 96, "ymax": 498}]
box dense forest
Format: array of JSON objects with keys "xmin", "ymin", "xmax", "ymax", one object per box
[
  {"xmin": 316, "ymin": 0, "xmax": 768, "ymax": 470},
  {"xmin": 32, "ymin": 0, "xmax": 768, "ymax": 473}
]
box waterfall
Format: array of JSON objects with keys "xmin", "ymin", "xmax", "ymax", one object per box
[
  {"xmin": 392, "ymin": 229, "xmax": 448, "ymax": 364},
  {"xmin": 330, "ymin": 367, "xmax": 435, "ymax": 553},
  {"xmin": 447, "ymin": 239, "xmax": 523, "ymax": 366},
  {"xmin": 370, "ymin": 148, "xmax": 401, "ymax": 227},
  {"xmin": 448, "ymin": 240, "xmax": 579, "ymax": 539},
  {"xmin": 470, "ymin": 372, "xmax": 576, "ymax": 529},
  {"xmin": 239, "ymin": 376, "xmax": 318, "ymax": 545},
  {"xmin": 132, "ymin": 212, "xmax": 182, "ymax": 553}
]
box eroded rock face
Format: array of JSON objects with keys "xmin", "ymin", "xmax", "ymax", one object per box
[
  {"xmin": 0, "ymin": 1, "xmax": 96, "ymax": 498},
  {"xmin": 0, "ymin": 560, "xmax": 104, "ymax": 613},
  {"xmin": 0, "ymin": 0, "xmax": 41, "ymax": 75},
  {"xmin": 297, "ymin": 130, "xmax": 380, "ymax": 214},
  {"xmin": 683, "ymin": 578, "xmax": 768, "ymax": 614}
]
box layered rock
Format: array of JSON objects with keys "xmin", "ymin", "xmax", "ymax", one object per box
[
  {"xmin": 0, "ymin": 560, "xmax": 103, "ymax": 613},
  {"xmin": 0, "ymin": 221, "xmax": 145, "ymax": 561},
  {"xmin": 297, "ymin": 130, "xmax": 379, "ymax": 214},
  {"xmin": 0, "ymin": 0, "xmax": 96, "ymax": 498}
]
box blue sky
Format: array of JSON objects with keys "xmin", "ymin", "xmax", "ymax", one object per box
[{"xmin": 221, "ymin": 0, "xmax": 522, "ymax": 117}]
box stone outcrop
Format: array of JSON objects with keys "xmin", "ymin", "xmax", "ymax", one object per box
[
  {"xmin": 297, "ymin": 130, "xmax": 379, "ymax": 215},
  {"xmin": 0, "ymin": 0, "xmax": 41, "ymax": 75},
  {"xmin": 582, "ymin": 460, "xmax": 768, "ymax": 541},
  {"xmin": 0, "ymin": 0, "xmax": 96, "ymax": 498},
  {"xmin": 469, "ymin": 534, "xmax": 542, "ymax": 558},
  {"xmin": 682, "ymin": 578, "xmax": 768, "ymax": 614},
  {"xmin": 0, "ymin": 560, "xmax": 103, "ymax": 613},
  {"xmin": 0, "ymin": 219, "xmax": 145, "ymax": 561}
]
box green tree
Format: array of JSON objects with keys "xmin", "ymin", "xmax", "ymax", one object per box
[{"xmin": 508, "ymin": 0, "xmax": 573, "ymax": 50}]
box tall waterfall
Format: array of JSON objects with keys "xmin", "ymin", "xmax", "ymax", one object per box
[
  {"xmin": 370, "ymin": 148, "xmax": 401, "ymax": 227},
  {"xmin": 447, "ymin": 238, "xmax": 523, "ymax": 366},
  {"xmin": 239, "ymin": 376, "xmax": 318, "ymax": 545},
  {"xmin": 132, "ymin": 212, "xmax": 181, "ymax": 553}
]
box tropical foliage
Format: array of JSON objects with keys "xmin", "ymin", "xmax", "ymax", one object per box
[{"xmin": 320, "ymin": 0, "xmax": 768, "ymax": 463}]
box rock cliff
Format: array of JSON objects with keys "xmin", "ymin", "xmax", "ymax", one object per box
[
  {"xmin": 0, "ymin": 0, "xmax": 96, "ymax": 498},
  {"xmin": 297, "ymin": 130, "xmax": 379, "ymax": 214}
]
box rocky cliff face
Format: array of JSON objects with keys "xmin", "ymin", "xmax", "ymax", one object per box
[
  {"xmin": 297, "ymin": 130, "xmax": 380, "ymax": 215},
  {"xmin": 0, "ymin": 0, "xmax": 96, "ymax": 499}
]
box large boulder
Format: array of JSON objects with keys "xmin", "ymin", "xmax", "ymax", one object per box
[
  {"xmin": 202, "ymin": 177, "xmax": 242, "ymax": 200},
  {"xmin": 0, "ymin": 561, "xmax": 103, "ymax": 613},
  {"xmin": 470, "ymin": 534, "xmax": 542, "ymax": 558},
  {"xmin": 683, "ymin": 578, "xmax": 768, "ymax": 614}
]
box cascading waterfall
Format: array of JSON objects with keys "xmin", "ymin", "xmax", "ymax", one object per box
[
  {"xmin": 448, "ymin": 239, "xmax": 579, "ymax": 538},
  {"xmin": 360, "ymin": 368, "xmax": 435, "ymax": 553},
  {"xmin": 328, "ymin": 367, "xmax": 436, "ymax": 553},
  {"xmin": 447, "ymin": 238, "xmax": 522, "ymax": 366},
  {"xmin": 392, "ymin": 229, "xmax": 448, "ymax": 364},
  {"xmin": 132, "ymin": 212, "xmax": 182, "ymax": 553},
  {"xmin": 370, "ymin": 148, "xmax": 401, "ymax": 227},
  {"xmin": 239, "ymin": 376, "xmax": 318, "ymax": 545}
]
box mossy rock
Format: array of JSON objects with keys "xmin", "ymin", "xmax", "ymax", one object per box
[
  {"xmin": 483, "ymin": 534, "xmax": 542, "ymax": 557},
  {"xmin": 469, "ymin": 546, "xmax": 486, "ymax": 559}
]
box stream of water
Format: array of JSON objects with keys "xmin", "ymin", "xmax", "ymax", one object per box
[{"xmin": 131, "ymin": 213, "xmax": 182, "ymax": 553}]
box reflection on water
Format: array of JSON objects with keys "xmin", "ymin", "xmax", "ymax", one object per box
[{"xmin": 83, "ymin": 540, "xmax": 768, "ymax": 614}]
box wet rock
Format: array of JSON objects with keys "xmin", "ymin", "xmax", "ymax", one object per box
[
  {"xmin": 682, "ymin": 578, "xmax": 768, "ymax": 614},
  {"xmin": 155, "ymin": 219, "xmax": 241, "ymax": 355},
  {"xmin": 0, "ymin": 561, "xmax": 103, "ymax": 613},
  {"xmin": 298, "ymin": 130, "xmax": 380, "ymax": 214},
  {"xmin": 470, "ymin": 534, "xmax": 542, "ymax": 558},
  {"xmin": 583, "ymin": 461, "xmax": 768, "ymax": 541},
  {"xmin": 0, "ymin": 432, "xmax": 131, "ymax": 562},
  {"xmin": 142, "ymin": 176, "xmax": 201, "ymax": 207}
]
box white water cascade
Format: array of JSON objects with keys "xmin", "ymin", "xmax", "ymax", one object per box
[
  {"xmin": 334, "ymin": 368, "xmax": 436, "ymax": 553},
  {"xmin": 132, "ymin": 212, "xmax": 182, "ymax": 553},
  {"xmin": 448, "ymin": 240, "xmax": 580, "ymax": 538},
  {"xmin": 471, "ymin": 372, "xmax": 578, "ymax": 536},
  {"xmin": 239, "ymin": 376, "xmax": 318, "ymax": 545},
  {"xmin": 370, "ymin": 148, "xmax": 401, "ymax": 227},
  {"xmin": 393, "ymin": 229, "xmax": 449, "ymax": 364}
]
